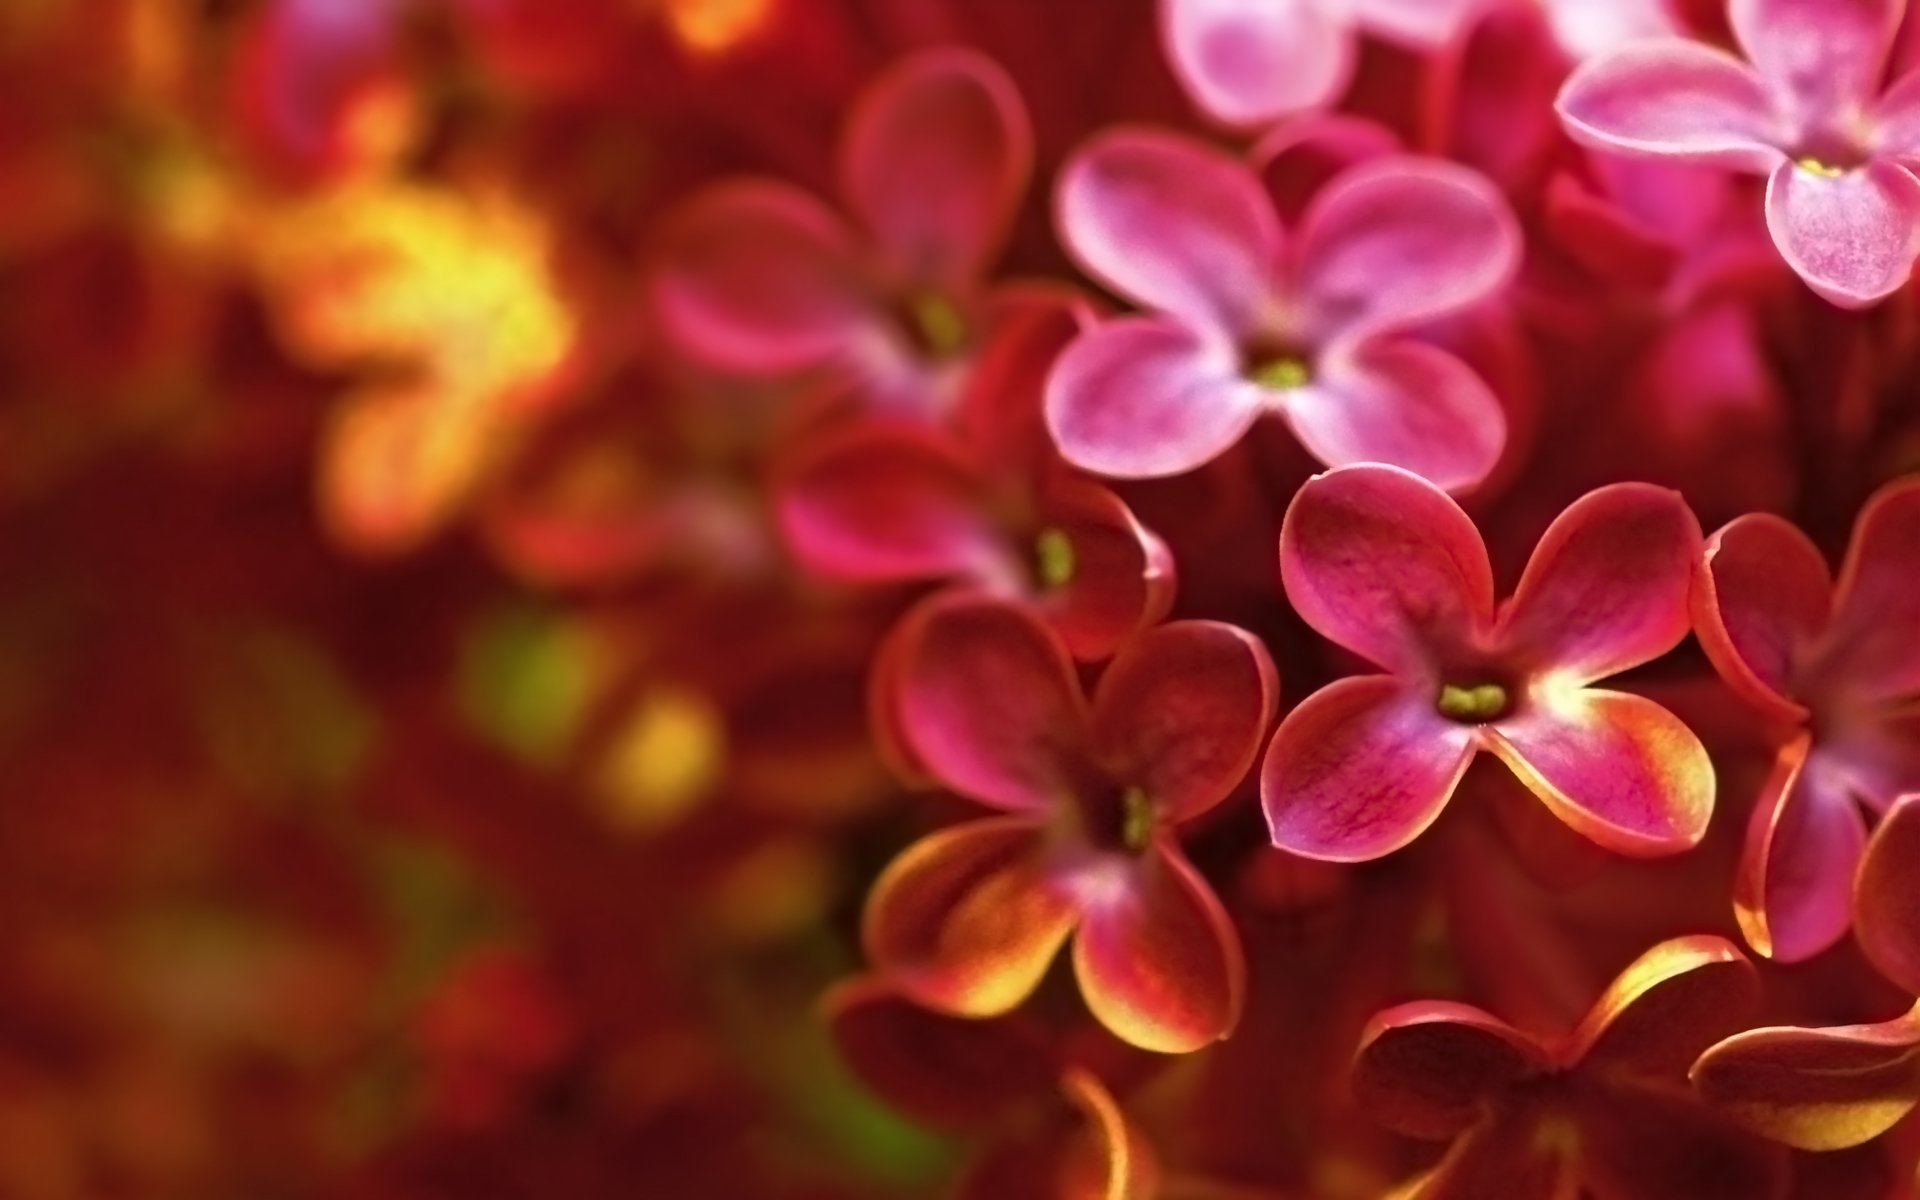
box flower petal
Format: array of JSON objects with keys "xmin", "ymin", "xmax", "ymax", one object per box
[
  {"xmin": 1400, "ymin": 1114, "xmax": 1578, "ymax": 1200},
  {"xmin": 1045, "ymin": 317, "xmax": 1266, "ymax": 479},
  {"xmin": 1497, "ymin": 483, "xmax": 1704, "ymax": 686},
  {"xmin": 841, "ymin": 48, "xmax": 1031, "ymax": 290},
  {"xmin": 1055, "ymin": 127, "xmax": 1280, "ymax": 333},
  {"xmin": 1056, "ymin": 1069, "xmax": 1161, "ymax": 1200},
  {"xmin": 1693, "ymin": 513, "xmax": 1829, "ymax": 722},
  {"xmin": 1733, "ymin": 739, "xmax": 1870, "ymax": 962},
  {"xmin": 1292, "ymin": 157, "xmax": 1522, "ymax": 343},
  {"xmin": 1729, "ymin": 0, "xmax": 1901, "ymax": 132},
  {"xmin": 1277, "ymin": 463, "xmax": 1494, "ymax": 675},
  {"xmin": 652, "ymin": 180, "xmax": 870, "ymax": 373},
  {"xmin": 1692, "ymin": 1008, "xmax": 1920, "ymax": 1151},
  {"xmin": 1090, "ymin": 620, "xmax": 1278, "ymax": 823},
  {"xmin": 1854, "ymin": 794, "xmax": 1920, "ymax": 995},
  {"xmin": 1261, "ymin": 675, "xmax": 1477, "ymax": 862},
  {"xmin": 1351, "ymin": 1000, "xmax": 1549, "ymax": 1139},
  {"xmin": 1576, "ymin": 1079, "xmax": 1790, "ymax": 1200},
  {"xmin": 895, "ymin": 593, "xmax": 1090, "ymax": 813},
  {"xmin": 1870, "ymin": 68, "xmax": 1920, "ymax": 162},
  {"xmin": 1284, "ymin": 339, "xmax": 1507, "ymax": 493},
  {"xmin": 1763, "ymin": 159, "xmax": 1920, "ymax": 308},
  {"xmin": 822, "ymin": 975, "xmax": 1061, "ymax": 1128},
  {"xmin": 1569, "ymin": 936, "xmax": 1760, "ymax": 1079},
  {"xmin": 1159, "ymin": 0, "xmax": 1353, "ymax": 128},
  {"xmin": 776, "ymin": 421, "xmax": 1002, "ymax": 584},
  {"xmin": 1487, "ymin": 688, "xmax": 1713, "ymax": 856},
  {"xmin": 1555, "ymin": 41, "xmax": 1782, "ymax": 172},
  {"xmin": 1070, "ymin": 845, "xmax": 1246, "ymax": 1052},
  {"xmin": 1820, "ymin": 477, "xmax": 1920, "ymax": 704},
  {"xmin": 861, "ymin": 818, "xmax": 1075, "ymax": 1017},
  {"xmin": 1038, "ymin": 475, "xmax": 1178, "ymax": 662}
]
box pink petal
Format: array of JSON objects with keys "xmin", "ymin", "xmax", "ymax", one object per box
[
  {"xmin": 1283, "ymin": 338, "xmax": 1507, "ymax": 493},
  {"xmin": 1070, "ymin": 845, "xmax": 1245, "ymax": 1052},
  {"xmin": 1350, "ymin": 1001, "xmax": 1548, "ymax": 1139},
  {"xmin": 840, "ymin": 48, "xmax": 1031, "ymax": 291},
  {"xmin": 1692, "ymin": 1010, "xmax": 1920, "ymax": 1151},
  {"xmin": 1090, "ymin": 621, "xmax": 1279, "ymax": 823},
  {"xmin": 1496, "ymin": 483, "xmax": 1703, "ymax": 686},
  {"xmin": 1729, "ymin": 0, "xmax": 1901, "ymax": 132},
  {"xmin": 1693, "ymin": 513, "xmax": 1830, "ymax": 722},
  {"xmin": 1159, "ymin": 0, "xmax": 1354, "ymax": 128},
  {"xmin": 1044, "ymin": 317, "xmax": 1266, "ymax": 479},
  {"xmin": 776, "ymin": 422, "xmax": 1003, "ymax": 584},
  {"xmin": 1763, "ymin": 159, "xmax": 1920, "ymax": 308},
  {"xmin": 895, "ymin": 593, "xmax": 1090, "ymax": 814},
  {"xmin": 1853, "ymin": 794, "xmax": 1920, "ymax": 995},
  {"xmin": 1037, "ymin": 474, "xmax": 1178, "ymax": 662},
  {"xmin": 1821, "ymin": 477, "xmax": 1920, "ymax": 704},
  {"xmin": 1261, "ymin": 675, "xmax": 1477, "ymax": 862},
  {"xmin": 1277, "ymin": 464, "xmax": 1494, "ymax": 676},
  {"xmin": 861, "ymin": 818, "xmax": 1077, "ymax": 1017},
  {"xmin": 1569, "ymin": 936, "xmax": 1760, "ymax": 1079},
  {"xmin": 1870, "ymin": 69, "xmax": 1920, "ymax": 162},
  {"xmin": 1353, "ymin": 0, "xmax": 1488, "ymax": 46},
  {"xmin": 1055, "ymin": 127, "xmax": 1280, "ymax": 334},
  {"xmin": 1292, "ymin": 157, "xmax": 1522, "ymax": 344},
  {"xmin": 1487, "ymin": 689, "xmax": 1714, "ymax": 856},
  {"xmin": 652, "ymin": 180, "xmax": 871, "ymax": 373},
  {"xmin": 1555, "ymin": 41, "xmax": 1783, "ymax": 172},
  {"xmin": 953, "ymin": 290, "xmax": 1089, "ymax": 477},
  {"xmin": 1733, "ymin": 738, "xmax": 1870, "ymax": 962}
]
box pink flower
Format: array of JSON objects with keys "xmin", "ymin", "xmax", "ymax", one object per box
[
  {"xmin": 1262, "ymin": 464, "xmax": 1712, "ymax": 861},
  {"xmin": 1557, "ymin": 0, "xmax": 1920, "ymax": 307},
  {"xmin": 862, "ymin": 594, "xmax": 1277, "ymax": 1053},
  {"xmin": 1692, "ymin": 476, "xmax": 1920, "ymax": 961},
  {"xmin": 651, "ymin": 48, "xmax": 1032, "ymax": 414},
  {"xmin": 1045, "ymin": 131, "xmax": 1518, "ymax": 491},
  {"xmin": 1160, "ymin": 0, "xmax": 1488, "ymax": 128},
  {"xmin": 1354, "ymin": 936, "xmax": 1787, "ymax": 1199},
  {"xmin": 1693, "ymin": 794, "xmax": 1920, "ymax": 1151}
]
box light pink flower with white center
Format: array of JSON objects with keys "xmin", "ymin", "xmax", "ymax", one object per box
[{"xmin": 1558, "ymin": 0, "xmax": 1920, "ymax": 307}]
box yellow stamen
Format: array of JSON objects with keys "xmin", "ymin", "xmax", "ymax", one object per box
[
  {"xmin": 1253, "ymin": 355, "xmax": 1311, "ymax": 390},
  {"xmin": 1437, "ymin": 682, "xmax": 1508, "ymax": 722},
  {"xmin": 1035, "ymin": 526, "xmax": 1076, "ymax": 590}
]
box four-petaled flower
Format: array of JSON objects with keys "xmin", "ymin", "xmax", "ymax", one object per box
[
  {"xmin": 862, "ymin": 593, "xmax": 1277, "ymax": 1053},
  {"xmin": 1046, "ymin": 132, "xmax": 1518, "ymax": 491},
  {"xmin": 1262, "ymin": 463, "xmax": 1712, "ymax": 861},
  {"xmin": 1557, "ymin": 0, "xmax": 1920, "ymax": 307},
  {"xmin": 652, "ymin": 48, "xmax": 1033, "ymax": 415},
  {"xmin": 1691, "ymin": 476, "xmax": 1920, "ymax": 961},
  {"xmin": 1353, "ymin": 936, "xmax": 1787, "ymax": 1199},
  {"xmin": 1161, "ymin": 0, "xmax": 1488, "ymax": 128},
  {"xmin": 1693, "ymin": 794, "xmax": 1920, "ymax": 1152}
]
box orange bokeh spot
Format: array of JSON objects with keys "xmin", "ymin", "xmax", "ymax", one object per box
[{"xmin": 656, "ymin": 0, "xmax": 776, "ymax": 55}]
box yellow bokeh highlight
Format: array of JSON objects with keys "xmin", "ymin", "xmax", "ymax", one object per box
[
  {"xmin": 658, "ymin": 0, "xmax": 776, "ymax": 55},
  {"xmin": 594, "ymin": 686, "xmax": 726, "ymax": 832}
]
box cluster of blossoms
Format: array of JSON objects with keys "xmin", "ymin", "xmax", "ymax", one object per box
[{"xmin": 3, "ymin": 0, "xmax": 1920, "ymax": 1196}]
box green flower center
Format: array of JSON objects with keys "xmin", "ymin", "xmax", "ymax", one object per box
[
  {"xmin": 1252, "ymin": 355, "xmax": 1312, "ymax": 391},
  {"xmin": 1795, "ymin": 155, "xmax": 1847, "ymax": 178},
  {"xmin": 1034, "ymin": 526, "xmax": 1076, "ymax": 590},
  {"xmin": 1119, "ymin": 785, "xmax": 1155, "ymax": 853},
  {"xmin": 906, "ymin": 291, "xmax": 968, "ymax": 359},
  {"xmin": 1436, "ymin": 682, "xmax": 1510, "ymax": 723}
]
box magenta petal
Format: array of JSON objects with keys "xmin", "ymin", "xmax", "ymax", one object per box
[
  {"xmin": 1292, "ymin": 157, "xmax": 1522, "ymax": 343},
  {"xmin": 1822, "ymin": 478, "xmax": 1920, "ymax": 704},
  {"xmin": 1160, "ymin": 0, "xmax": 1353, "ymax": 128},
  {"xmin": 1261, "ymin": 675, "xmax": 1476, "ymax": 862},
  {"xmin": 1497, "ymin": 483, "xmax": 1704, "ymax": 685},
  {"xmin": 1055, "ymin": 127, "xmax": 1279, "ymax": 333},
  {"xmin": 1285, "ymin": 339, "xmax": 1507, "ymax": 493},
  {"xmin": 1070, "ymin": 845, "xmax": 1245, "ymax": 1053},
  {"xmin": 1694, "ymin": 514, "xmax": 1830, "ymax": 722},
  {"xmin": 1555, "ymin": 41, "xmax": 1782, "ymax": 172},
  {"xmin": 1044, "ymin": 317, "xmax": 1265, "ymax": 479},
  {"xmin": 841, "ymin": 48, "xmax": 1031, "ymax": 291},
  {"xmin": 1278, "ymin": 464, "xmax": 1494, "ymax": 676},
  {"xmin": 1733, "ymin": 740, "xmax": 1869, "ymax": 962},
  {"xmin": 1037, "ymin": 474, "xmax": 1177, "ymax": 662},
  {"xmin": 1764, "ymin": 159, "xmax": 1920, "ymax": 308},
  {"xmin": 1353, "ymin": 0, "xmax": 1488, "ymax": 46},
  {"xmin": 776, "ymin": 422, "xmax": 1003, "ymax": 584},
  {"xmin": 1488, "ymin": 688, "xmax": 1714, "ymax": 856},
  {"xmin": 1729, "ymin": 0, "xmax": 1901, "ymax": 129},
  {"xmin": 1857, "ymin": 795, "xmax": 1920, "ymax": 994},
  {"xmin": 652, "ymin": 180, "xmax": 870, "ymax": 373},
  {"xmin": 895, "ymin": 594, "xmax": 1090, "ymax": 814},
  {"xmin": 1090, "ymin": 620, "xmax": 1279, "ymax": 823},
  {"xmin": 1871, "ymin": 69, "xmax": 1920, "ymax": 161}
]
